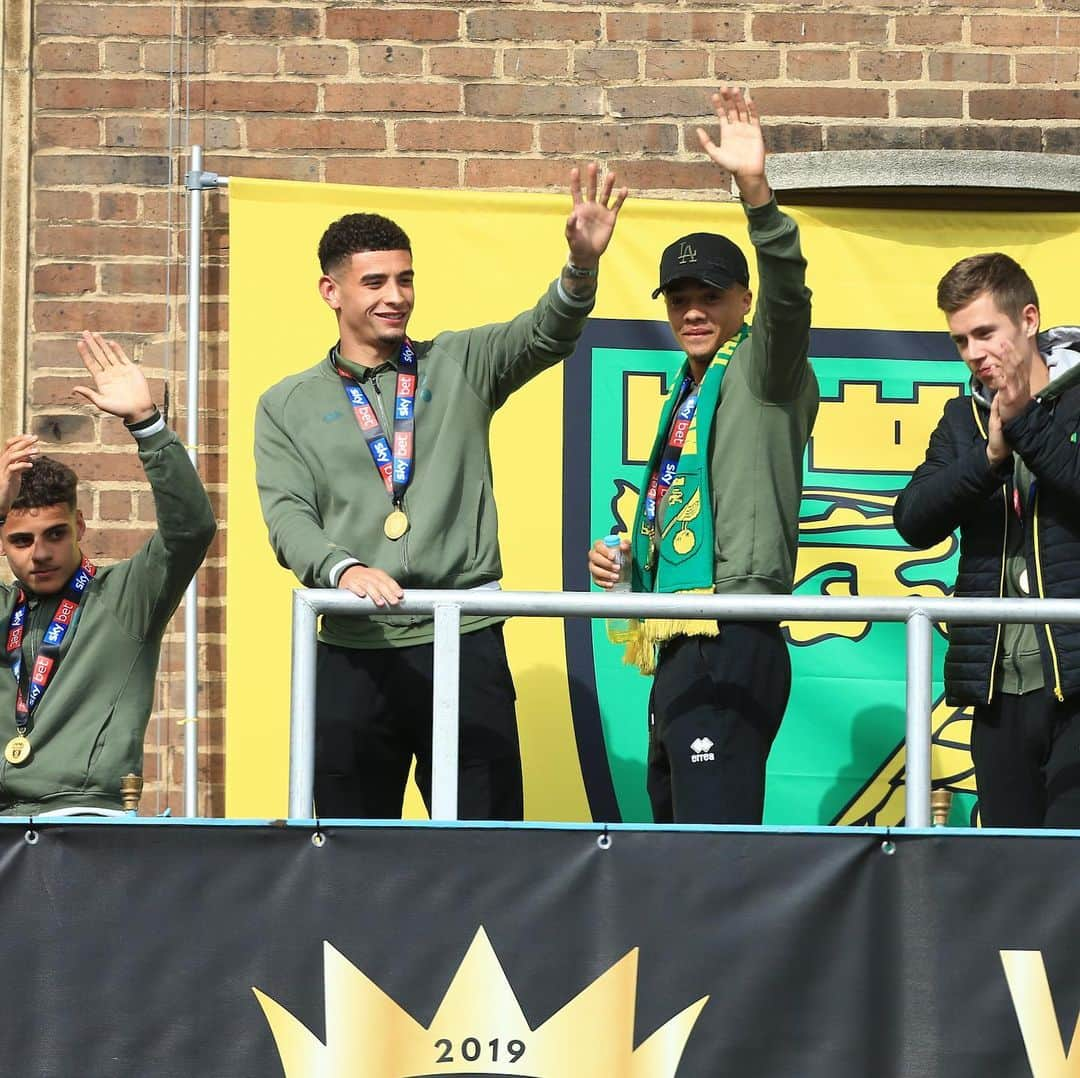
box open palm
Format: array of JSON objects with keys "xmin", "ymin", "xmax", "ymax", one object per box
[
  {"xmin": 696, "ymin": 87, "xmax": 766, "ymax": 180},
  {"xmin": 73, "ymin": 331, "xmax": 155, "ymax": 423},
  {"xmin": 565, "ymin": 163, "xmax": 627, "ymax": 266}
]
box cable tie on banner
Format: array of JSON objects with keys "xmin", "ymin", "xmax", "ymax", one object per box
[
  {"xmin": 311, "ymin": 818, "xmax": 326, "ymax": 848},
  {"xmin": 24, "ymin": 817, "xmax": 38, "ymax": 846},
  {"xmin": 880, "ymin": 828, "xmax": 896, "ymax": 857},
  {"xmin": 597, "ymin": 824, "xmax": 612, "ymax": 851}
]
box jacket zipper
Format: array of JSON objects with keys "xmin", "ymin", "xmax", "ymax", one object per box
[
  {"xmin": 972, "ymin": 398, "xmax": 1007, "ymax": 704},
  {"xmin": 1031, "ymin": 489, "xmax": 1065, "ymax": 701},
  {"xmin": 369, "ymin": 374, "xmax": 410, "ymax": 576},
  {"xmin": 985, "ymin": 495, "xmax": 1007, "ymax": 704}
]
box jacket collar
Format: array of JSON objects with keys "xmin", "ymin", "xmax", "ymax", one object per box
[
  {"xmin": 970, "ymin": 324, "xmax": 1080, "ymax": 410},
  {"xmin": 327, "ymin": 343, "xmax": 398, "ymax": 384}
]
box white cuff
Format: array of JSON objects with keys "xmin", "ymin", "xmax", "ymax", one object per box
[
  {"xmin": 557, "ymin": 278, "xmax": 596, "ymax": 308},
  {"xmin": 328, "ymin": 558, "xmax": 362, "ymax": 588}
]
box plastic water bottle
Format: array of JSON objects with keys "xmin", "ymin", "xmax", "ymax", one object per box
[{"xmin": 603, "ymin": 534, "xmax": 632, "ymax": 643}]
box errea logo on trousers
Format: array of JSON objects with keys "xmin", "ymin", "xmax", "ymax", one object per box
[{"xmin": 690, "ymin": 737, "xmax": 715, "ymax": 763}]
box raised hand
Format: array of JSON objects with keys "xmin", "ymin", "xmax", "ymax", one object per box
[
  {"xmin": 0, "ymin": 434, "xmax": 39, "ymax": 516},
  {"xmin": 73, "ymin": 331, "xmax": 156, "ymax": 424},
  {"xmin": 991, "ymin": 338, "xmax": 1032, "ymax": 424},
  {"xmin": 565, "ymin": 163, "xmax": 628, "ymax": 270},
  {"xmin": 986, "ymin": 394, "xmax": 1009, "ymax": 467},
  {"xmin": 696, "ymin": 87, "xmax": 771, "ymax": 207}
]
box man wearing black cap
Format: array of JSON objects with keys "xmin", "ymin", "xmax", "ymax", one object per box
[{"xmin": 589, "ymin": 87, "xmax": 819, "ymax": 825}]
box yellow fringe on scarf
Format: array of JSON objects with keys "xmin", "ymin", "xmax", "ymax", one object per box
[{"xmin": 613, "ymin": 588, "xmax": 720, "ymax": 675}]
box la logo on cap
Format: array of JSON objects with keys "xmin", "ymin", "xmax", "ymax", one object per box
[{"xmin": 678, "ymin": 241, "xmax": 697, "ymax": 264}]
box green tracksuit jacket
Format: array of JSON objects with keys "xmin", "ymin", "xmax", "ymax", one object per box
[
  {"xmin": 703, "ymin": 198, "xmax": 818, "ymax": 594},
  {"xmin": 0, "ymin": 427, "xmax": 216, "ymax": 814},
  {"xmin": 255, "ymin": 277, "xmax": 594, "ymax": 648}
]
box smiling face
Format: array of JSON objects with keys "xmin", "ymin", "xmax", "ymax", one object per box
[
  {"xmin": 663, "ymin": 279, "xmax": 752, "ymax": 367},
  {"xmin": 319, "ymin": 249, "xmax": 415, "ymax": 366},
  {"xmin": 945, "ymin": 290, "xmax": 1039, "ymax": 390},
  {"xmin": 1, "ymin": 503, "xmax": 85, "ymax": 596}
]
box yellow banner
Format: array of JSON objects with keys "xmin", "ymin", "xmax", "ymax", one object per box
[{"xmin": 226, "ymin": 175, "xmax": 1080, "ymax": 819}]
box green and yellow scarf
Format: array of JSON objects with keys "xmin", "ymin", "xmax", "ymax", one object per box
[{"xmin": 614, "ymin": 323, "xmax": 749, "ymax": 674}]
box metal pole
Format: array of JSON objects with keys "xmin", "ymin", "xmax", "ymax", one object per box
[
  {"xmin": 430, "ymin": 603, "xmax": 462, "ymax": 821},
  {"xmin": 904, "ymin": 610, "xmax": 933, "ymax": 828},
  {"xmin": 283, "ymin": 589, "xmax": 1080, "ymax": 826},
  {"xmin": 287, "ymin": 588, "xmax": 1080, "ymax": 627},
  {"xmin": 182, "ymin": 145, "xmax": 203, "ymax": 817},
  {"xmin": 288, "ymin": 593, "xmax": 319, "ymax": 818}
]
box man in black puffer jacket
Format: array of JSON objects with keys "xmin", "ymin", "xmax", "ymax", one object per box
[{"xmin": 894, "ymin": 253, "xmax": 1080, "ymax": 828}]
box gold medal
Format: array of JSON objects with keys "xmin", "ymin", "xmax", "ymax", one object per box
[
  {"xmin": 4, "ymin": 736, "xmax": 31, "ymax": 766},
  {"xmin": 673, "ymin": 527, "xmax": 696, "ymax": 555},
  {"xmin": 384, "ymin": 509, "xmax": 409, "ymax": 541}
]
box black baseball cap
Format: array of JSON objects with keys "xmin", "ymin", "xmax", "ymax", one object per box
[{"xmin": 652, "ymin": 232, "xmax": 749, "ymax": 299}]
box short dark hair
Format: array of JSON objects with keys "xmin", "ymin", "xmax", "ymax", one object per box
[
  {"xmin": 318, "ymin": 213, "xmax": 411, "ymax": 274},
  {"xmin": 937, "ymin": 253, "xmax": 1039, "ymax": 324},
  {"xmin": 10, "ymin": 456, "xmax": 78, "ymax": 513}
]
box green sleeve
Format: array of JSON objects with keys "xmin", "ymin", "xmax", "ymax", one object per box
[
  {"xmin": 254, "ymin": 393, "xmax": 358, "ymax": 588},
  {"xmin": 444, "ymin": 277, "xmax": 595, "ymax": 411},
  {"xmin": 110, "ymin": 426, "xmax": 216, "ymax": 638},
  {"xmin": 744, "ymin": 198, "xmax": 813, "ymax": 403}
]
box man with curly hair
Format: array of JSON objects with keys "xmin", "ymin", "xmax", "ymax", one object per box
[
  {"xmin": 0, "ymin": 331, "xmax": 215, "ymax": 815},
  {"xmin": 256, "ymin": 166, "xmax": 625, "ymax": 820}
]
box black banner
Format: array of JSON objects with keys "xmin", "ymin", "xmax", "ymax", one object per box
[{"xmin": 0, "ymin": 821, "xmax": 1074, "ymax": 1076}]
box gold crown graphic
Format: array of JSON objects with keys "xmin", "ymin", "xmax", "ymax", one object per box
[{"xmin": 254, "ymin": 926, "xmax": 708, "ymax": 1077}]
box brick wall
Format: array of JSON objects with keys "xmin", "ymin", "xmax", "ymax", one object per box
[{"xmin": 26, "ymin": 1, "xmax": 1079, "ymax": 814}]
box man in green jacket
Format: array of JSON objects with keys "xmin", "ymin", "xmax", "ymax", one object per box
[
  {"xmin": 589, "ymin": 88, "xmax": 819, "ymax": 825},
  {"xmin": 256, "ymin": 166, "xmax": 625, "ymax": 821},
  {"xmin": 0, "ymin": 331, "xmax": 216, "ymax": 815}
]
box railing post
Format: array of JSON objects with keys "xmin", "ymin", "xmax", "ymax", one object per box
[
  {"xmin": 182, "ymin": 145, "xmax": 204, "ymax": 819},
  {"xmin": 430, "ymin": 602, "xmax": 462, "ymax": 821},
  {"xmin": 288, "ymin": 593, "xmax": 318, "ymax": 818},
  {"xmin": 904, "ymin": 609, "xmax": 933, "ymax": 828}
]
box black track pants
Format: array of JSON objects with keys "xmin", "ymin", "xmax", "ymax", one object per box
[
  {"xmin": 646, "ymin": 621, "xmax": 791, "ymax": 825},
  {"xmin": 313, "ymin": 623, "xmax": 523, "ymax": 821},
  {"xmin": 972, "ymin": 689, "xmax": 1080, "ymax": 828}
]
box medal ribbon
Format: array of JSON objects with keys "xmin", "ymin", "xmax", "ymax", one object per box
[
  {"xmin": 5, "ymin": 556, "xmax": 96, "ymax": 735},
  {"xmin": 642, "ymin": 375, "xmax": 698, "ymax": 537},
  {"xmin": 643, "ymin": 323, "xmax": 751, "ymax": 543},
  {"xmin": 334, "ymin": 339, "xmax": 417, "ymax": 509}
]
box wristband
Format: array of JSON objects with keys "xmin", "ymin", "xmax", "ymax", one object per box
[
  {"xmin": 565, "ymin": 261, "xmax": 599, "ymax": 279},
  {"xmin": 126, "ymin": 408, "xmax": 166, "ymax": 440}
]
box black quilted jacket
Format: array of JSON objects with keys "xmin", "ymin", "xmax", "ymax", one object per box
[{"xmin": 894, "ymin": 334, "xmax": 1080, "ymax": 706}]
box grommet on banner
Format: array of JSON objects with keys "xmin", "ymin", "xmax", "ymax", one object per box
[
  {"xmin": 311, "ymin": 819, "xmax": 326, "ymax": 848},
  {"xmin": 597, "ymin": 825, "xmax": 612, "ymax": 851},
  {"xmin": 881, "ymin": 839, "xmax": 896, "ymax": 856},
  {"xmin": 24, "ymin": 829, "xmax": 38, "ymax": 846}
]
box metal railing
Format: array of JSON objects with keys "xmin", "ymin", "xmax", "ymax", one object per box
[{"xmin": 288, "ymin": 589, "xmax": 1080, "ymax": 826}]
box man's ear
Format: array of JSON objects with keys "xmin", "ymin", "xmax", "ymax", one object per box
[
  {"xmin": 318, "ymin": 274, "xmax": 340, "ymax": 312},
  {"xmin": 742, "ymin": 288, "xmax": 753, "ymax": 315},
  {"xmin": 75, "ymin": 509, "xmax": 86, "ymax": 542},
  {"xmin": 1020, "ymin": 302, "xmax": 1040, "ymax": 340}
]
